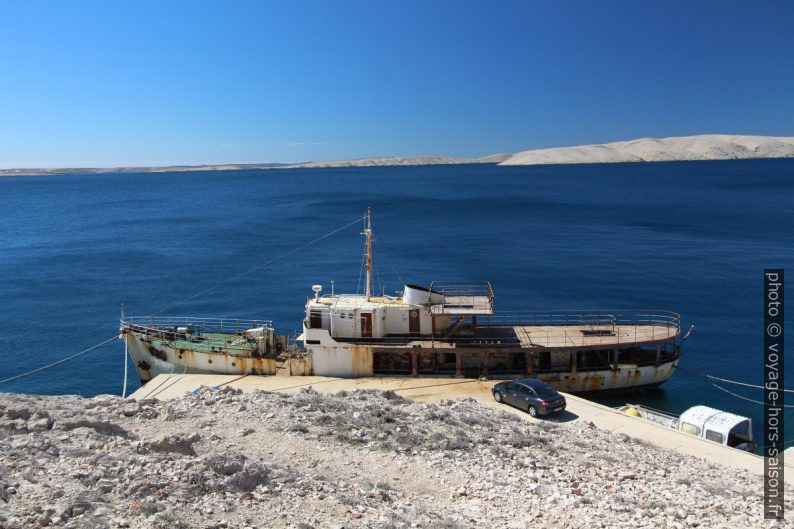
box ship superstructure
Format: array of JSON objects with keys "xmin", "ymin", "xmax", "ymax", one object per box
[{"xmin": 300, "ymin": 208, "xmax": 683, "ymax": 392}]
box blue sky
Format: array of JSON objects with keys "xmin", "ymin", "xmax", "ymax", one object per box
[{"xmin": 1, "ymin": 1, "xmax": 792, "ymax": 167}]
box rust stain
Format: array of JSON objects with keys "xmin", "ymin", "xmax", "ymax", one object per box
[{"xmin": 351, "ymin": 344, "xmax": 373, "ymax": 376}]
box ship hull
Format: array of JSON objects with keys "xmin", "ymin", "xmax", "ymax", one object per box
[
  {"xmin": 305, "ymin": 347, "xmax": 678, "ymax": 393},
  {"xmin": 124, "ymin": 334, "xmax": 278, "ymax": 383},
  {"xmin": 534, "ymin": 359, "xmax": 679, "ymax": 393},
  {"xmin": 126, "ymin": 334, "xmax": 677, "ymax": 394},
  {"xmin": 123, "ymin": 320, "xmax": 680, "ymax": 394}
]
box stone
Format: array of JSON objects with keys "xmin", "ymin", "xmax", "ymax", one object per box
[
  {"xmin": 148, "ymin": 435, "xmax": 196, "ymax": 456},
  {"xmin": 122, "ymin": 403, "xmax": 141, "ymax": 417}
]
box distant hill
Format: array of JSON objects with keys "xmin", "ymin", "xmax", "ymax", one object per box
[
  {"xmin": 499, "ymin": 134, "xmax": 794, "ymax": 166},
  {"xmin": 3, "ymin": 135, "xmax": 793, "ymax": 176},
  {"xmin": 280, "ymin": 154, "xmax": 507, "ymax": 169},
  {"xmin": 0, "ymin": 163, "xmax": 289, "ymax": 177}
]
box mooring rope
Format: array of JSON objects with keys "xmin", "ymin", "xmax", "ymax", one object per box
[
  {"xmin": 121, "ymin": 335, "xmax": 129, "ymax": 398},
  {"xmin": 673, "ymin": 364, "xmax": 794, "ymax": 407},
  {"xmin": 710, "ymin": 382, "xmax": 794, "ymax": 408},
  {"xmin": 0, "ymin": 336, "xmax": 119, "ymax": 386},
  {"xmin": 674, "ymin": 364, "xmax": 793, "ymax": 392},
  {"xmin": 149, "ymin": 215, "xmax": 366, "ymax": 317},
  {"xmin": 706, "ymin": 373, "xmax": 794, "ymax": 393}
]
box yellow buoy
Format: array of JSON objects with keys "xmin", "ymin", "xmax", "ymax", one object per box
[{"xmin": 626, "ymin": 407, "xmax": 641, "ymax": 417}]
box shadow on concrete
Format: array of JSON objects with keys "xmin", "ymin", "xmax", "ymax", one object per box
[{"xmin": 542, "ymin": 410, "xmax": 579, "ymax": 423}]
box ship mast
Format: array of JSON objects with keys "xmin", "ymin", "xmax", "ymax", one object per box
[{"xmin": 363, "ymin": 207, "xmax": 373, "ymax": 300}]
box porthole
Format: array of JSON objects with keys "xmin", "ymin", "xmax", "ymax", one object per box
[{"xmin": 340, "ymin": 314, "xmax": 346, "ymax": 319}]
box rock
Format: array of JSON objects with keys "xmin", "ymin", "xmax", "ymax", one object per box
[
  {"xmin": 225, "ymin": 462, "xmax": 270, "ymax": 492},
  {"xmin": 4, "ymin": 408, "xmax": 32, "ymax": 421},
  {"xmin": 61, "ymin": 419, "xmax": 130, "ymax": 437},
  {"xmin": 122, "ymin": 402, "xmax": 141, "ymax": 417},
  {"xmin": 70, "ymin": 500, "xmax": 91, "ymax": 516},
  {"xmin": 148, "ymin": 435, "xmax": 196, "ymax": 456},
  {"xmin": 206, "ymin": 454, "xmax": 246, "ymax": 476}
]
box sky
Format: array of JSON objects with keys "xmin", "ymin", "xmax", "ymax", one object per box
[{"xmin": 1, "ymin": 1, "xmax": 793, "ymax": 167}]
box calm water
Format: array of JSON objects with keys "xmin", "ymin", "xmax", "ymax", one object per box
[{"xmin": 1, "ymin": 160, "xmax": 792, "ymax": 446}]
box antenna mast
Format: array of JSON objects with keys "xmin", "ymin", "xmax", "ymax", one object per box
[{"xmin": 363, "ymin": 207, "xmax": 373, "ymax": 300}]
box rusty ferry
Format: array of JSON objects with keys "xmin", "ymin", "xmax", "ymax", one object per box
[{"xmin": 121, "ymin": 209, "xmax": 686, "ymax": 393}]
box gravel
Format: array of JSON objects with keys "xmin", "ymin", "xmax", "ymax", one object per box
[{"xmin": 0, "ymin": 386, "xmax": 789, "ymax": 529}]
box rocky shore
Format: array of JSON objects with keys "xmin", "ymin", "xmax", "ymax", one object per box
[{"xmin": 1, "ymin": 387, "xmax": 789, "ymax": 529}]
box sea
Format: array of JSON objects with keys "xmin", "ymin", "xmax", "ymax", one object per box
[{"xmin": 1, "ymin": 159, "xmax": 792, "ymax": 447}]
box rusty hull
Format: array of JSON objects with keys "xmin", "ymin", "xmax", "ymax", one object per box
[{"xmin": 124, "ymin": 333, "xmax": 278, "ymax": 383}]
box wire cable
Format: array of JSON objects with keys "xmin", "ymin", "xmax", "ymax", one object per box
[
  {"xmin": 385, "ymin": 257, "xmax": 405, "ymax": 286},
  {"xmin": 150, "ymin": 215, "xmax": 365, "ymax": 316},
  {"xmin": 706, "ymin": 374, "xmax": 794, "ymax": 393},
  {"xmin": 711, "ymin": 382, "xmax": 794, "ymax": 408},
  {"xmin": 673, "ymin": 364, "xmax": 793, "ymax": 407},
  {"xmin": 0, "ymin": 336, "xmax": 119, "ymax": 385}
]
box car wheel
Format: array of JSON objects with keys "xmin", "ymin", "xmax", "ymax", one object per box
[
  {"xmin": 493, "ymin": 391, "xmax": 503, "ymax": 403},
  {"xmin": 527, "ymin": 405, "xmax": 538, "ymax": 417}
]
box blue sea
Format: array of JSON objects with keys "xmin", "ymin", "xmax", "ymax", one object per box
[{"xmin": 1, "ymin": 160, "xmax": 792, "ymax": 446}]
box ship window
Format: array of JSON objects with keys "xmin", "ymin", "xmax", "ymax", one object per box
[
  {"xmin": 444, "ymin": 353, "xmax": 456, "ymax": 364},
  {"xmin": 705, "ymin": 430, "xmax": 724, "ymax": 444},
  {"xmin": 731, "ymin": 421, "xmax": 749, "ymax": 436},
  {"xmin": 681, "ymin": 422, "xmax": 699, "ymax": 436},
  {"xmin": 339, "ymin": 313, "xmax": 346, "ymax": 319},
  {"xmin": 309, "ymin": 311, "xmax": 323, "ymax": 329}
]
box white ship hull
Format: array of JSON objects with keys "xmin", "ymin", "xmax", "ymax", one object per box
[
  {"xmin": 124, "ymin": 334, "xmax": 279, "ymax": 383},
  {"xmin": 120, "ymin": 317, "xmax": 284, "ymax": 383}
]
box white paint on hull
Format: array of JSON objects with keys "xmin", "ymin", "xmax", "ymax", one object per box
[
  {"xmin": 124, "ymin": 334, "xmax": 277, "ymax": 382},
  {"xmin": 535, "ymin": 360, "xmax": 678, "ymax": 393}
]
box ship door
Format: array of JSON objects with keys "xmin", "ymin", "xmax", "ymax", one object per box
[
  {"xmin": 360, "ymin": 312, "xmax": 373, "ymax": 338},
  {"xmin": 409, "ymin": 309, "xmax": 420, "ymax": 334},
  {"xmin": 309, "ymin": 310, "xmax": 323, "ymax": 329}
]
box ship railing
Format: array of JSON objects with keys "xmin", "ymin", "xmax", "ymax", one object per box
[
  {"xmin": 481, "ymin": 310, "xmax": 677, "ymax": 327},
  {"xmin": 427, "ymin": 281, "xmax": 495, "ymax": 314},
  {"xmin": 428, "ymin": 281, "xmax": 494, "ymax": 301},
  {"xmin": 444, "ymin": 309, "xmax": 681, "ymax": 347},
  {"xmin": 480, "ymin": 309, "xmax": 679, "ymax": 327},
  {"xmin": 120, "ymin": 316, "xmax": 273, "ymax": 337}
]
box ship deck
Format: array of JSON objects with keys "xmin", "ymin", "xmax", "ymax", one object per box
[
  {"xmin": 355, "ymin": 322, "xmax": 679, "ymax": 351},
  {"xmin": 149, "ymin": 332, "xmax": 257, "ymax": 356},
  {"xmin": 508, "ymin": 323, "xmax": 678, "ymax": 349}
]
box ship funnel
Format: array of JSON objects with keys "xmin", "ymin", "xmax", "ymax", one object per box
[
  {"xmin": 312, "ymin": 284, "xmax": 323, "ymax": 300},
  {"xmin": 402, "ymin": 284, "xmax": 445, "ymax": 306}
]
